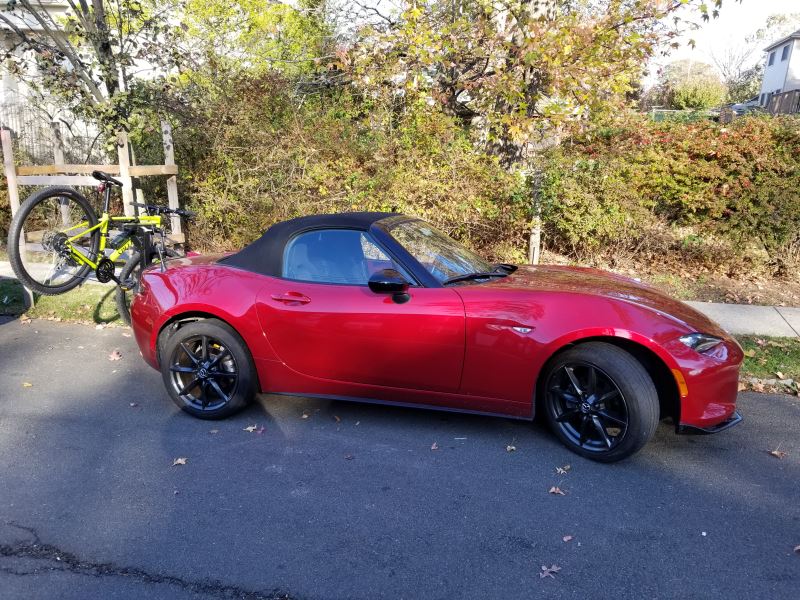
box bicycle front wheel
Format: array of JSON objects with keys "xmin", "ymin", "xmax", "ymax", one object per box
[{"xmin": 7, "ymin": 186, "xmax": 100, "ymax": 295}]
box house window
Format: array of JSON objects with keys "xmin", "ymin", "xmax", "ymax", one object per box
[
  {"xmin": 768, "ymin": 51, "xmax": 776, "ymax": 66},
  {"xmin": 782, "ymin": 45, "xmax": 790, "ymax": 61}
]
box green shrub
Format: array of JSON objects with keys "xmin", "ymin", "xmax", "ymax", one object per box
[
  {"xmin": 540, "ymin": 113, "xmax": 800, "ymax": 276},
  {"xmin": 184, "ymin": 76, "xmax": 531, "ymax": 262}
]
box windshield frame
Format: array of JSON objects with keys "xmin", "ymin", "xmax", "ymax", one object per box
[{"xmin": 373, "ymin": 216, "xmax": 500, "ymax": 287}]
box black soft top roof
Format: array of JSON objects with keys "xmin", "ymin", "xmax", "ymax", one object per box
[{"xmin": 219, "ymin": 212, "xmax": 398, "ymax": 277}]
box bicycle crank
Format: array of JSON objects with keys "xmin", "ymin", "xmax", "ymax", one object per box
[{"xmin": 95, "ymin": 258, "xmax": 121, "ymax": 284}]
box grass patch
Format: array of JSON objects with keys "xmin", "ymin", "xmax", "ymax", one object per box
[
  {"xmin": 28, "ymin": 284, "xmax": 122, "ymax": 324},
  {"xmin": 0, "ymin": 278, "xmax": 27, "ymax": 315},
  {"xmin": 737, "ymin": 336, "xmax": 800, "ymax": 381}
]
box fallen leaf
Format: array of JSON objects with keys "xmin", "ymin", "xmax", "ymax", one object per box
[
  {"xmin": 172, "ymin": 457, "xmax": 187, "ymax": 466},
  {"xmin": 22, "ymin": 382, "xmax": 33, "ymax": 388},
  {"xmin": 548, "ymin": 486, "xmax": 566, "ymax": 496},
  {"xmin": 776, "ymin": 371, "xmax": 785, "ymax": 379},
  {"xmin": 701, "ymin": 531, "xmax": 707, "ymax": 537},
  {"xmin": 431, "ymin": 442, "xmax": 439, "ymax": 450},
  {"xmin": 737, "ymin": 381, "xmax": 747, "ymax": 392},
  {"xmin": 108, "ymin": 350, "xmax": 122, "ymax": 361},
  {"xmin": 793, "ymin": 545, "xmax": 800, "ymax": 554},
  {"xmin": 129, "ymin": 402, "xmax": 138, "ymax": 407},
  {"xmin": 562, "ymin": 535, "xmax": 573, "ymax": 543},
  {"xmin": 122, "ymin": 332, "xmax": 132, "ymax": 338},
  {"xmin": 743, "ymin": 349, "xmax": 756, "ymax": 358},
  {"xmin": 539, "ymin": 564, "xmax": 561, "ymax": 579},
  {"xmin": 752, "ymin": 381, "xmax": 765, "ymax": 393},
  {"xmin": 20, "ymin": 315, "xmax": 31, "ymax": 325},
  {"xmin": 334, "ymin": 415, "xmax": 341, "ymax": 423},
  {"xmin": 556, "ymin": 465, "xmax": 571, "ymax": 475},
  {"xmin": 95, "ymin": 324, "xmax": 105, "ymax": 330},
  {"xmin": 243, "ymin": 425, "xmax": 258, "ymax": 432},
  {"xmin": 301, "ymin": 412, "xmax": 309, "ymax": 419},
  {"xmin": 769, "ymin": 448, "xmax": 787, "ymax": 459},
  {"xmin": 506, "ymin": 445, "xmax": 516, "ymax": 452},
  {"xmin": 344, "ymin": 454, "xmax": 354, "ymax": 460},
  {"xmin": 209, "ymin": 429, "xmax": 219, "ymax": 434}
]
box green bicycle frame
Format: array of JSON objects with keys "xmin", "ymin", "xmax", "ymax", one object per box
[{"xmin": 62, "ymin": 212, "xmax": 163, "ymax": 270}]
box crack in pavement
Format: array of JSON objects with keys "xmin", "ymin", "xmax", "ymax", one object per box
[{"xmin": 0, "ymin": 523, "xmax": 297, "ymax": 600}]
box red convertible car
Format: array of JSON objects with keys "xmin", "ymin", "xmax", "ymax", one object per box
[{"xmin": 131, "ymin": 213, "xmax": 742, "ymax": 462}]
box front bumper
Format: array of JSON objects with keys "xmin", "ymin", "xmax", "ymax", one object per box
[{"xmin": 677, "ymin": 411, "xmax": 743, "ymax": 435}]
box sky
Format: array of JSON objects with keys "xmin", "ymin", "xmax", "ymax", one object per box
[{"xmin": 646, "ymin": 0, "xmax": 800, "ymax": 85}]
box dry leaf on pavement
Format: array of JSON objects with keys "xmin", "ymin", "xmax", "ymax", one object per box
[
  {"xmin": 556, "ymin": 465, "xmax": 571, "ymax": 475},
  {"xmin": 431, "ymin": 442, "xmax": 439, "ymax": 450},
  {"xmin": 301, "ymin": 412, "xmax": 310, "ymax": 419},
  {"xmin": 172, "ymin": 457, "xmax": 188, "ymax": 466},
  {"xmin": 548, "ymin": 486, "xmax": 566, "ymax": 496},
  {"xmin": 562, "ymin": 535, "xmax": 573, "ymax": 543},
  {"xmin": 793, "ymin": 545, "xmax": 800, "ymax": 554},
  {"xmin": 539, "ymin": 565, "xmax": 561, "ymax": 579},
  {"xmin": 737, "ymin": 381, "xmax": 747, "ymax": 392},
  {"xmin": 775, "ymin": 371, "xmax": 785, "ymax": 379},
  {"xmin": 20, "ymin": 315, "xmax": 31, "ymax": 325},
  {"xmin": 22, "ymin": 382, "xmax": 33, "ymax": 388},
  {"xmin": 209, "ymin": 429, "xmax": 219, "ymax": 434},
  {"xmin": 243, "ymin": 425, "xmax": 258, "ymax": 432},
  {"xmin": 769, "ymin": 448, "xmax": 787, "ymax": 459},
  {"xmin": 334, "ymin": 415, "xmax": 341, "ymax": 423},
  {"xmin": 108, "ymin": 350, "xmax": 122, "ymax": 361},
  {"xmin": 506, "ymin": 445, "xmax": 516, "ymax": 452}
]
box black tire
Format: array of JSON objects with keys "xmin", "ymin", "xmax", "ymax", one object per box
[
  {"xmin": 115, "ymin": 247, "xmax": 181, "ymax": 325},
  {"xmin": 7, "ymin": 186, "xmax": 99, "ymax": 295},
  {"xmin": 160, "ymin": 319, "xmax": 256, "ymax": 419},
  {"xmin": 541, "ymin": 342, "xmax": 659, "ymax": 463}
]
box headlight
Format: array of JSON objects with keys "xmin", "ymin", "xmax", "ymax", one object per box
[{"xmin": 679, "ymin": 333, "xmax": 723, "ymax": 353}]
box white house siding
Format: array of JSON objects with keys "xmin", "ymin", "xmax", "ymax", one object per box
[
  {"xmin": 785, "ymin": 41, "xmax": 800, "ymax": 90},
  {"xmin": 759, "ymin": 43, "xmax": 791, "ymax": 103}
]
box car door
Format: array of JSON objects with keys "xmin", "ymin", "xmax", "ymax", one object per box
[{"xmin": 256, "ymin": 228, "xmax": 465, "ymax": 392}]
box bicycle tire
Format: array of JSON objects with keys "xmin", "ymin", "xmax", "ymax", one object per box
[
  {"xmin": 116, "ymin": 247, "xmax": 181, "ymax": 325},
  {"xmin": 7, "ymin": 186, "xmax": 100, "ymax": 295}
]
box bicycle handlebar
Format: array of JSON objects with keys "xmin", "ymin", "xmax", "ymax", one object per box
[{"xmin": 132, "ymin": 202, "xmax": 196, "ymax": 219}]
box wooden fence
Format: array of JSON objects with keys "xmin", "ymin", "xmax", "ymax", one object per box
[
  {"xmin": 2, "ymin": 120, "xmax": 183, "ymax": 236},
  {"xmin": 768, "ymin": 90, "xmax": 800, "ymax": 115}
]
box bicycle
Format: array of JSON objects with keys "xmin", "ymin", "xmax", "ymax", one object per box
[{"xmin": 6, "ymin": 170, "xmax": 194, "ymax": 325}]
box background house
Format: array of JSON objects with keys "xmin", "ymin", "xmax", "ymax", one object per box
[{"xmin": 758, "ymin": 29, "xmax": 800, "ymax": 112}]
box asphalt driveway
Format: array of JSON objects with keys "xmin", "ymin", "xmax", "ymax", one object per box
[{"xmin": 0, "ymin": 316, "xmax": 798, "ymax": 599}]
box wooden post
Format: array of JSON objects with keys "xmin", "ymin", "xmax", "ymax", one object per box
[
  {"xmin": 51, "ymin": 122, "xmax": 71, "ymax": 225},
  {"xmin": 116, "ymin": 131, "xmax": 135, "ymax": 216},
  {"xmin": 161, "ymin": 120, "xmax": 181, "ymax": 235},
  {"xmin": 1, "ymin": 128, "xmax": 34, "ymax": 309},
  {"xmin": 1, "ymin": 128, "xmax": 20, "ymax": 218}
]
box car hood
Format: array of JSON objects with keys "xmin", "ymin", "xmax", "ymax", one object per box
[{"xmin": 485, "ymin": 265, "xmax": 727, "ymax": 336}]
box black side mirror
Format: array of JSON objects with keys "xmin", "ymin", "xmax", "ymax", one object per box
[{"xmin": 368, "ymin": 268, "xmax": 410, "ymax": 294}]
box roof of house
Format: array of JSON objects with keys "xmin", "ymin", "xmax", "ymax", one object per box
[{"xmin": 765, "ymin": 29, "xmax": 800, "ymax": 52}]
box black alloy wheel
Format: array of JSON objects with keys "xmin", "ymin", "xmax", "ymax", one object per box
[
  {"xmin": 542, "ymin": 342, "xmax": 660, "ymax": 462},
  {"xmin": 161, "ymin": 319, "xmax": 256, "ymax": 419}
]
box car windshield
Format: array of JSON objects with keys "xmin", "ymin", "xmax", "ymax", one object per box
[{"xmin": 388, "ymin": 219, "xmax": 495, "ymax": 283}]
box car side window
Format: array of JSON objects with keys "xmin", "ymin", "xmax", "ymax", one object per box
[{"xmin": 283, "ymin": 229, "xmax": 412, "ymax": 285}]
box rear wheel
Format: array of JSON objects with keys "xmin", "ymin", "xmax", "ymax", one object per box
[
  {"xmin": 160, "ymin": 319, "xmax": 256, "ymax": 419},
  {"xmin": 116, "ymin": 247, "xmax": 181, "ymax": 325},
  {"xmin": 7, "ymin": 186, "xmax": 99, "ymax": 295},
  {"xmin": 542, "ymin": 342, "xmax": 659, "ymax": 463}
]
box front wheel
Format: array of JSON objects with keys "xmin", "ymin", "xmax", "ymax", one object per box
[
  {"xmin": 542, "ymin": 342, "xmax": 660, "ymax": 463},
  {"xmin": 115, "ymin": 247, "xmax": 181, "ymax": 325},
  {"xmin": 7, "ymin": 186, "xmax": 99, "ymax": 295},
  {"xmin": 160, "ymin": 319, "xmax": 256, "ymax": 419}
]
